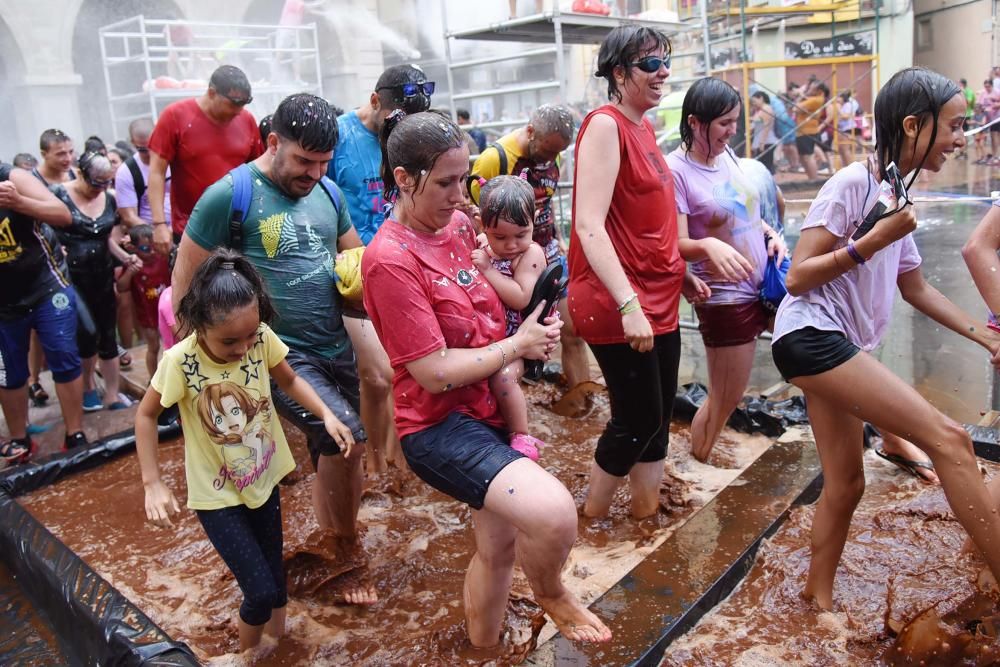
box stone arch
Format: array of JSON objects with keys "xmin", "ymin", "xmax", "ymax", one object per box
[{"xmin": 0, "ymin": 13, "xmax": 25, "ymax": 160}]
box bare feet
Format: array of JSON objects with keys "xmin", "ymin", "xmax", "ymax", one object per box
[
  {"xmin": 343, "ymin": 582, "xmax": 379, "ymax": 605},
  {"xmin": 799, "ymin": 587, "xmax": 833, "ymax": 612},
  {"xmin": 691, "ymin": 440, "xmax": 713, "ymax": 464},
  {"xmin": 536, "ymin": 591, "xmax": 612, "ymax": 643}
]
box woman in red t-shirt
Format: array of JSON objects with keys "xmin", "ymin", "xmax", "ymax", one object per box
[
  {"xmin": 569, "ymin": 25, "xmax": 707, "ymax": 520},
  {"xmin": 362, "ymin": 111, "xmax": 612, "ymax": 647}
]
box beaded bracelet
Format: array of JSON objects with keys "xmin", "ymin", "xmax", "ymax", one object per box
[{"xmin": 620, "ymin": 300, "xmax": 642, "ymax": 315}]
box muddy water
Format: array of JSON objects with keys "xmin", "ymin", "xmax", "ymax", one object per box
[
  {"xmin": 661, "ymin": 453, "xmax": 1000, "ymax": 666},
  {"xmin": 20, "ymin": 383, "xmax": 770, "ymax": 665}
]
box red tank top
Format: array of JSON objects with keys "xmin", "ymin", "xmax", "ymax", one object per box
[{"xmin": 567, "ymin": 105, "xmax": 685, "ymax": 345}]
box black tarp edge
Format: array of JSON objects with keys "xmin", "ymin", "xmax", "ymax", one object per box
[{"xmin": 0, "ymin": 422, "xmax": 197, "ymax": 666}]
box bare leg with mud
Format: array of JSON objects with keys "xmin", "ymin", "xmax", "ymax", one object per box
[
  {"xmin": 263, "ymin": 606, "xmax": 286, "ymax": 639},
  {"xmin": 313, "ymin": 450, "xmax": 378, "ymax": 605},
  {"xmin": 345, "ymin": 316, "xmax": 403, "ymax": 472},
  {"xmin": 556, "ymin": 300, "xmax": 590, "ymax": 390},
  {"xmin": 690, "ymin": 341, "xmax": 756, "ymax": 463},
  {"xmin": 480, "ymin": 459, "xmax": 612, "ymax": 643},
  {"xmin": 793, "ymin": 351, "xmax": 1000, "ymax": 608}
]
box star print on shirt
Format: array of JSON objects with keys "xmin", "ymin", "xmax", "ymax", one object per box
[
  {"xmin": 241, "ymin": 353, "xmax": 262, "ymax": 385},
  {"xmin": 182, "ymin": 357, "xmax": 209, "ymax": 391},
  {"xmin": 255, "ymin": 330, "xmax": 265, "ymax": 347},
  {"xmin": 220, "ymin": 371, "xmax": 231, "ymax": 380}
]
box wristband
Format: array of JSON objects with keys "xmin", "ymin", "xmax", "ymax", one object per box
[
  {"xmin": 845, "ymin": 240, "xmax": 866, "ymax": 265},
  {"xmin": 151, "ymin": 221, "xmax": 168, "ymax": 227},
  {"xmin": 620, "ymin": 300, "xmax": 641, "ymax": 315},
  {"xmin": 617, "ymin": 292, "xmax": 638, "ymax": 313}
]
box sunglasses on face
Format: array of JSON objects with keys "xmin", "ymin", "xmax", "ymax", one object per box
[
  {"xmin": 86, "ymin": 176, "xmax": 113, "ymax": 189},
  {"xmin": 379, "ymin": 81, "xmax": 436, "ymax": 98},
  {"xmin": 220, "ymin": 91, "xmax": 253, "ymax": 107},
  {"xmin": 632, "ymin": 55, "xmax": 671, "ymax": 73}
]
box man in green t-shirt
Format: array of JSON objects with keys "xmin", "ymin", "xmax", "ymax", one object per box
[
  {"xmin": 173, "ymin": 94, "xmax": 377, "ymax": 605},
  {"xmin": 960, "ymin": 78, "xmax": 976, "ymax": 159}
]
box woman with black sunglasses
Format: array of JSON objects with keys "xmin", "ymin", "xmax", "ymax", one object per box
[
  {"xmin": 55, "ymin": 151, "xmax": 141, "ymax": 413},
  {"xmin": 569, "ymin": 25, "xmax": 708, "ymax": 520}
]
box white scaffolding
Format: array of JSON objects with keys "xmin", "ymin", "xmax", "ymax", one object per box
[
  {"xmin": 440, "ymin": 3, "xmax": 709, "ymax": 132},
  {"xmin": 99, "ymin": 16, "xmax": 323, "ymax": 140}
]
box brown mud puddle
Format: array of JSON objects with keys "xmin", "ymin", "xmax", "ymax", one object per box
[
  {"xmin": 21, "ymin": 383, "xmax": 771, "ymax": 665},
  {"xmin": 661, "ymin": 452, "xmax": 1000, "ymax": 666}
]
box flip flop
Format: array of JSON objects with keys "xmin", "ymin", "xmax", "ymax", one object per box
[
  {"xmin": 521, "ymin": 262, "xmax": 565, "ymax": 380},
  {"xmin": 874, "ymin": 446, "xmax": 935, "ymax": 482}
]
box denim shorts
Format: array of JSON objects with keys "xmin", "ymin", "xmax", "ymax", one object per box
[
  {"xmin": 0, "ymin": 287, "xmax": 81, "ymax": 388},
  {"xmin": 401, "ymin": 412, "xmax": 521, "ymax": 510}
]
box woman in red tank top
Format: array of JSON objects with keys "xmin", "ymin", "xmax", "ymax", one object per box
[{"xmin": 568, "ymin": 25, "xmax": 709, "ymax": 520}]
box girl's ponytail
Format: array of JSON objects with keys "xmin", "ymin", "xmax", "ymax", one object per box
[{"xmin": 178, "ymin": 248, "xmax": 275, "ymax": 333}]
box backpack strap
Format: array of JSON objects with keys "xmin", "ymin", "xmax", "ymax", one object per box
[
  {"xmin": 125, "ymin": 156, "xmax": 146, "ymax": 202},
  {"xmin": 317, "ymin": 176, "xmax": 342, "ymax": 214},
  {"xmin": 228, "ymin": 163, "xmax": 252, "ymax": 249},
  {"xmin": 228, "ymin": 166, "xmax": 340, "ymax": 249}
]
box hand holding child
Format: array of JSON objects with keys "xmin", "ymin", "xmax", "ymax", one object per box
[
  {"xmin": 323, "ymin": 412, "xmax": 355, "ymax": 458},
  {"xmin": 144, "ymin": 480, "xmax": 181, "ymax": 528}
]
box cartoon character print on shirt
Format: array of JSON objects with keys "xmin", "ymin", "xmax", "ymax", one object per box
[{"xmin": 197, "ymin": 381, "xmax": 277, "ymax": 491}]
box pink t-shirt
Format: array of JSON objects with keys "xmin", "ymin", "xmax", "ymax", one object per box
[
  {"xmin": 666, "ymin": 148, "xmax": 767, "ymax": 305},
  {"xmin": 772, "ymin": 162, "xmax": 922, "ymax": 351},
  {"xmin": 158, "ymin": 286, "xmax": 177, "ymax": 350},
  {"xmin": 362, "ymin": 213, "xmax": 506, "ymax": 437}
]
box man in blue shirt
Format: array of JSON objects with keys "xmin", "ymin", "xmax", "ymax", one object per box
[{"xmin": 328, "ymin": 64, "xmax": 433, "ymax": 473}]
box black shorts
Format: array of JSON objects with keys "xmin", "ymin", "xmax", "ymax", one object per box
[
  {"xmin": 771, "ymin": 327, "xmax": 860, "ymax": 381},
  {"xmin": 795, "ymin": 134, "xmax": 818, "ymax": 156},
  {"xmin": 271, "ymin": 347, "xmax": 366, "ymax": 468},
  {"xmin": 400, "ymin": 412, "xmax": 521, "ymax": 510}
]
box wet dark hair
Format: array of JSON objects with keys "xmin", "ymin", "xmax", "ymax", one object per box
[
  {"xmin": 209, "ymin": 65, "xmax": 251, "ymax": 96},
  {"xmin": 12, "ymin": 153, "xmax": 37, "ymax": 169},
  {"xmin": 39, "ymin": 128, "xmax": 71, "ymax": 152},
  {"xmin": 258, "ymin": 114, "xmax": 273, "ymax": 146},
  {"xmin": 379, "ymin": 110, "xmax": 465, "ymax": 201},
  {"xmin": 456, "ymin": 108, "xmax": 471, "ymax": 121},
  {"xmin": 128, "ymin": 223, "xmax": 154, "ymax": 245},
  {"xmin": 874, "ymin": 67, "xmax": 962, "ymax": 189},
  {"xmin": 84, "ymin": 136, "xmax": 106, "ymax": 155},
  {"xmin": 752, "ymin": 91, "xmax": 771, "ymax": 105},
  {"xmin": 177, "ymin": 248, "xmax": 275, "ymax": 333},
  {"xmin": 680, "ymin": 78, "xmax": 742, "ymax": 153},
  {"xmin": 479, "ymin": 175, "xmax": 534, "ymax": 228},
  {"xmin": 812, "ymin": 82, "xmax": 830, "ymax": 99},
  {"xmin": 375, "ymin": 64, "xmax": 431, "ymax": 114},
  {"xmin": 594, "ymin": 25, "xmax": 671, "ymax": 103},
  {"xmin": 109, "ymin": 147, "xmax": 133, "ymax": 163},
  {"xmin": 270, "ymin": 94, "xmax": 338, "ymax": 153}
]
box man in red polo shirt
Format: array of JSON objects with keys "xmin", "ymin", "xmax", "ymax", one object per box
[{"xmin": 147, "ymin": 65, "xmax": 264, "ymax": 254}]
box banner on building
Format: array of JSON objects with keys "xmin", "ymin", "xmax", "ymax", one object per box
[{"xmin": 784, "ymin": 31, "xmax": 874, "ymax": 60}]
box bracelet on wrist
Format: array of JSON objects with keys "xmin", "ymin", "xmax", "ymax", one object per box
[
  {"xmin": 620, "ymin": 300, "xmax": 641, "ymax": 315},
  {"xmin": 151, "ymin": 221, "xmax": 168, "ymax": 227},
  {"xmin": 490, "ymin": 342, "xmax": 507, "ymax": 372},
  {"xmin": 617, "ymin": 292, "xmax": 638, "ymax": 313},
  {"xmin": 845, "ymin": 240, "xmax": 866, "ymax": 265}
]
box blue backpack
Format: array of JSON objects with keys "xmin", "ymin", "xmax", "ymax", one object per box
[{"xmin": 227, "ymin": 163, "xmax": 343, "ymax": 248}]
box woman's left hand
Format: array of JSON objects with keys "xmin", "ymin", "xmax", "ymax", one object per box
[
  {"xmin": 767, "ymin": 234, "xmax": 788, "ymax": 266},
  {"xmin": 682, "ymin": 271, "xmax": 711, "ymax": 305}
]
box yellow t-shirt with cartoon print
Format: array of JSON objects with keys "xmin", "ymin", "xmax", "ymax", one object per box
[{"xmin": 151, "ymin": 324, "xmax": 296, "ymax": 510}]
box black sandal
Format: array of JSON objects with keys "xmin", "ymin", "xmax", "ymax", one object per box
[
  {"xmin": 0, "ymin": 437, "xmax": 30, "ymax": 463},
  {"xmin": 28, "ymin": 382, "xmax": 49, "ymax": 406}
]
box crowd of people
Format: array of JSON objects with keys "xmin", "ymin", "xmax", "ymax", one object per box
[{"xmin": 4, "ymin": 24, "xmax": 1000, "ymax": 657}]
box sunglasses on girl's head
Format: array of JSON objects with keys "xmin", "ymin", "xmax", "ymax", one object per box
[
  {"xmin": 380, "ymin": 81, "xmax": 436, "ymax": 98},
  {"xmin": 632, "ymin": 56, "xmax": 671, "ymax": 73}
]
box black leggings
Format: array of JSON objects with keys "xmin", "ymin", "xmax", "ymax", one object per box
[
  {"xmin": 588, "ymin": 330, "xmax": 681, "ymax": 477},
  {"xmin": 195, "ymin": 487, "xmax": 286, "ymax": 626},
  {"xmin": 70, "ymin": 270, "xmax": 118, "ymax": 360}
]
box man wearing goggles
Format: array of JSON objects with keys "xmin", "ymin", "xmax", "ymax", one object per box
[{"xmin": 327, "ymin": 64, "xmax": 434, "ymax": 476}]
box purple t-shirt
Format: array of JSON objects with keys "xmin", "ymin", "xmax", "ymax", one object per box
[
  {"xmin": 772, "ymin": 162, "xmax": 922, "ymax": 351},
  {"xmin": 114, "ymin": 158, "xmax": 171, "ymax": 224},
  {"xmin": 666, "ymin": 148, "xmax": 767, "ymax": 305}
]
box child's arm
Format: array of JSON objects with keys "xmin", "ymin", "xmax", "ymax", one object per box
[
  {"xmin": 473, "ymin": 243, "xmax": 547, "ymax": 311},
  {"xmin": 897, "ymin": 267, "xmax": 1000, "ymax": 364},
  {"xmin": 270, "ymin": 359, "xmax": 356, "ymax": 457},
  {"xmin": 116, "ymin": 263, "xmax": 138, "ymax": 293},
  {"xmin": 135, "ymin": 388, "xmax": 181, "ymax": 527}
]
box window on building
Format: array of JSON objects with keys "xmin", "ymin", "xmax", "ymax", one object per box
[{"xmin": 916, "ymin": 18, "xmax": 933, "ymax": 51}]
